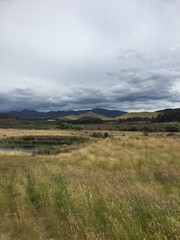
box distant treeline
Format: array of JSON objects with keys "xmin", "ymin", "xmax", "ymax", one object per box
[
  {"xmin": 59, "ymin": 116, "xmax": 103, "ymax": 125},
  {"xmin": 119, "ymin": 110, "xmax": 180, "ymax": 123},
  {"xmin": 0, "ymin": 113, "xmax": 15, "ymax": 119},
  {"xmin": 119, "ymin": 117, "xmax": 153, "ymax": 123},
  {"xmin": 155, "ymin": 110, "xmax": 180, "ymax": 122}
]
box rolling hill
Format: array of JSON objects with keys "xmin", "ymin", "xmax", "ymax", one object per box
[
  {"xmin": 118, "ymin": 112, "xmax": 158, "ymax": 119},
  {"xmin": 58, "ymin": 112, "xmax": 110, "ymax": 120}
]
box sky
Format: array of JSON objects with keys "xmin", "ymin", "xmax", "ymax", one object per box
[{"xmin": 0, "ymin": 0, "xmax": 180, "ymax": 112}]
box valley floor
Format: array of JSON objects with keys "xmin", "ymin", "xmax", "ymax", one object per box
[{"xmin": 0, "ymin": 130, "xmax": 179, "ymax": 240}]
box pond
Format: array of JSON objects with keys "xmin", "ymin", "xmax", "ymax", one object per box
[
  {"xmin": 0, "ymin": 147, "xmax": 33, "ymax": 155},
  {"xmin": 0, "ymin": 135, "xmax": 88, "ymax": 155}
]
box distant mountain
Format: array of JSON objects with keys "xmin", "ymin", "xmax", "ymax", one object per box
[
  {"xmin": 9, "ymin": 110, "xmax": 42, "ymax": 119},
  {"xmin": 6, "ymin": 108, "xmax": 126, "ymax": 119},
  {"xmin": 91, "ymin": 108, "xmax": 126, "ymax": 118},
  {"xmin": 0, "ymin": 113, "xmax": 15, "ymax": 119}
]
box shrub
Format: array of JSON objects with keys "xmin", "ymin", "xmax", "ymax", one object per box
[
  {"xmin": 104, "ymin": 132, "xmax": 109, "ymax": 138},
  {"xmin": 165, "ymin": 124, "xmax": 180, "ymax": 132},
  {"xmin": 90, "ymin": 132, "xmax": 109, "ymax": 138},
  {"xmin": 57, "ymin": 122, "xmax": 84, "ymax": 130},
  {"xmin": 143, "ymin": 125, "xmax": 154, "ymax": 136},
  {"xmin": 143, "ymin": 125, "xmax": 154, "ymax": 132},
  {"xmin": 73, "ymin": 117, "xmax": 103, "ymax": 124},
  {"xmin": 130, "ymin": 126, "xmax": 139, "ymax": 131},
  {"xmin": 58, "ymin": 122, "xmax": 74, "ymax": 129}
]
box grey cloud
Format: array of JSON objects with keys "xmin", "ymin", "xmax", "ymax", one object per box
[
  {"xmin": 104, "ymin": 47, "xmax": 180, "ymax": 108},
  {"xmin": 111, "ymin": 68, "xmax": 180, "ymax": 103},
  {"xmin": 0, "ymin": 77, "xmax": 179, "ymax": 112},
  {"xmin": 0, "ymin": 0, "xmax": 180, "ymax": 111}
]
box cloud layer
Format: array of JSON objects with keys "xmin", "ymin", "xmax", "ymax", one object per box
[{"xmin": 0, "ymin": 0, "xmax": 180, "ymax": 111}]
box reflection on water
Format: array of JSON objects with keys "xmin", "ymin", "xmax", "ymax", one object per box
[
  {"xmin": 0, "ymin": 136, "xmax": 87, "ymax": 155},
  {"xmin": 0, "ymin": 148, "xmax": 33, "ymax": 155}
]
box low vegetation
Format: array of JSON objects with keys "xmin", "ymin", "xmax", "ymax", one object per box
[
  {"xmin": 57, "ymin": 122, "xmax": 84, "ymax": 130},
  {"xmin": 0, "ymin": 130, "xmax": 179, "ymax": 240},
  {"xmin": 165, "ymin": 124, "xmax": 180, "ymax": 132}
]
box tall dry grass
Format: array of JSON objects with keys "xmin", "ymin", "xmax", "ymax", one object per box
[{"xmin": 0, "ymin": 132, "xmax": 179, "ymax": 240}]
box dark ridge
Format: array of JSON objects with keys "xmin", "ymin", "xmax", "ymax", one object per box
[
  {"xmin": 4, "ymin": 108, "xmax": 127, "ymax": 119},
  {"xmin": 156, "ymin": 108, "xmax": 180, "ymax": 113},
  {"xmin": 156, "ymin": 108, "xmax": 180, "ymax": 122},
  {"xmin": 92, "ymin": 108, "xmax": 126, "ymax": 118}
]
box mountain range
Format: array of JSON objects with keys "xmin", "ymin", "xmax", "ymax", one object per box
[
  {"xmin": 6, "ymin": 108, "xmax": 126, "ymax": 119},
  {"xmin": 1, "ymin": 108, "xmax": 179, "ymax": 119}
]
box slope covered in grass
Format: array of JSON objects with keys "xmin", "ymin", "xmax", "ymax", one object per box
[
  {"xmin": 58, "ymin": 112, "xmax": 111, "ymax": 121},
  {"xmin": 118, "ymin": 112, "xmax": 158, "ymax": 119}
]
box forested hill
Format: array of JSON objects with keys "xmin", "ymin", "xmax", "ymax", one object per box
[{"xmin": 156, "ymin": 108, "xmax": 180, "ymax": 122}]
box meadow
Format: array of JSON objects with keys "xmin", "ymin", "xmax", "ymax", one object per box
[{"xmin": 0, "ymin": 129, "xmax": 179, "ymax": 240}]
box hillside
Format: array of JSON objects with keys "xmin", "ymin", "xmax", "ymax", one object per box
[
  {"xmin": 156, "ymin": 108, "xmax": 180, "ymax": 122},
  {"xmin": 118, "ymin": 112, "xmax": 158, "ymax": 119},
  {"xmin": 59, "ymin": 112, "xmax": 110, "ymax": 120},
  {"xmin": 77, "ymin": 112, "xmax": 111, "ymax": 120}
]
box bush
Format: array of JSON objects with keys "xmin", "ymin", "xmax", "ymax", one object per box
[
  {"xmin": 58, "ymin": 122, "xmax": 74, "ymax": 129},
  {"xmin": 72, "ymin": 117, "xmax": 103, "ymax": 124},
  {"xmin": 90, "ymin": 132, "xmax": 109, "ymax": 138},
  {"xmin": 143, "ymin": 125, "xmax": 154, "ymax": 132},
  {"xmin": 143, "ymin": 125, "xmax": 154, "ymax": 136},
  {"xmin": 57, "ymin": 122, "xmax": 83, "ymax": 130},
  {"xmin": 165, "ymin": 124, "xmax": 180, "ymax": 132},
  {"xmin": 104, "ymin": 132, "xmax": 109, "ymax": 138},
  {"xmin": 130, "ymin": 126, "xmax": 139, "ymax": 131}
]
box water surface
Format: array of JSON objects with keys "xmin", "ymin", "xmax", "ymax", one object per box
[{"xmin": 0, "ymin": 148, "xmax": 33, "ymax": 155}]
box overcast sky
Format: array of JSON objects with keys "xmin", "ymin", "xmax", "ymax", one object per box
[{"xmin": 0, "ymin": 0, "xmax": 180, "ymax": 111}]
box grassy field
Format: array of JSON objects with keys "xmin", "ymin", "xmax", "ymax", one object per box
[{"xmin": 0, "ymin": 129, "xmax": 179, "ymax": 240}]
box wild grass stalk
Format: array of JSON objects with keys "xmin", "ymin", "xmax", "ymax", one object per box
[{"xmin": 0, "ymin": 131, "xmax": 179, "ymax": 239}]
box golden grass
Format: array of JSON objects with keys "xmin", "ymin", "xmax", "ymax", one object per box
[
  {"xmin": 118, "ymin": 111, "xmax": 158, "ymax": 119},
  {"xmin": 0, "ymin": 130, "xmax": 179, "ymax": 240},
  {"xmin": 58, "ymin": 112, "xmax": 111, "ymax": 121},
  {"xmin": 0, "ymin": 129, "xmax": 80, "ymax": 138}
]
